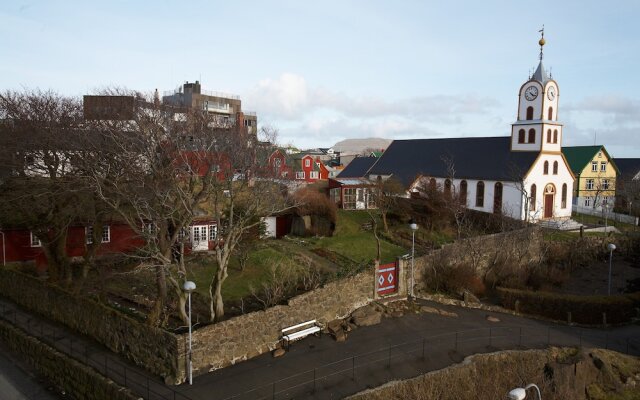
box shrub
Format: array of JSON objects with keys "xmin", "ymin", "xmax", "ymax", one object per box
[{"xmin": 497, "ymin": 287, "xmax": 640, "ymax": 325}]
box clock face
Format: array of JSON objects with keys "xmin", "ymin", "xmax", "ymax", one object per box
[
  {"xmin": 524, "ymin": 86, "xmax": 538, "ymax": 101},
  {"xmin": 547, "ymin": 86, "xmax": 556, "ymax": 100}
]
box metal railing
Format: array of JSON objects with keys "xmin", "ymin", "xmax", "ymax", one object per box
[{"xmin": 0, "ymin": 301, "xmax": 192, "ymax": 400}]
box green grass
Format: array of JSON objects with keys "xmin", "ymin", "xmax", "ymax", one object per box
[
  {"xmin": 310, "ymin": 210, "xmax": 407, "ymax": 264},
  {"xmin": 572, "ymin": 212, "xmax": 637, "ymax": 231}
]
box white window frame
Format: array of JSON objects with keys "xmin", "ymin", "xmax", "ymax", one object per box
[
  {"xmin": 600, "ymin": 162, "xmax": 607, "ymax": 172},
  {"xmin": 586, "ymin": 179, "xmax": 595, "ymax": 190},
  {"xmin": 602, "ymin": 179, "xmax": 610, "ymax": 190},
  {"xmin": 101, "ymin": 225, "xmax": 110, "ymax": 243},
  {"xmin": 584, "ymin": 197, "xmax": 592, "ymax": 207},
  {"xmin": 296, "ymin": 171, "xmax": 305, "ymax": 179},
  {"xmin": 30, "ymin": 231, "xmax": 41, "ymax": 247},
  {"xmin": 591, "ymin": 161, "xmax": 598, "ymax": 172},
  {"xmin": 208, "ymin": 225, "xmax": 217, "ymax": 241},
  {"xmin": 86, "ymin": 225, "xmax": 111, "ymax": 244},
  {"xmin": 310, "ymin": 171, "xmax": 319, "ymax": 179},
  {"xmin": 304, "ymin": 159, "xmax": 311, "ymax": 167}
]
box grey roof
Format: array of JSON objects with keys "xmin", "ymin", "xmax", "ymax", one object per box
[
  {"xmin": 613, "ymin": 158, "xmax": 640, "ymax": 181},
  {"xmin": 337, "ymin": 157, "xmax": 378, "ymax": 178},
  {"xmin": 367, "ymin": 136, "xmax": 539, "ymax": 188},
  {"xmin": 532, "ymin": 60, "xmax": 550, "ymax": 84}
]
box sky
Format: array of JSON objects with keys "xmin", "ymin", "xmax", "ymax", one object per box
[{"xmin": 1, "ymin": 1, "xmax": 639, "ymax": 157}]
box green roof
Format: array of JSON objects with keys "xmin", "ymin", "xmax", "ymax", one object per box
[{"xmin": 562, "ymin": 145, "xmax": 620, "ymax": 175}]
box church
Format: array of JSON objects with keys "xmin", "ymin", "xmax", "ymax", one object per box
[{"xmin": 364, "ymin": 33, "xmax": 576, "ymax": 224}]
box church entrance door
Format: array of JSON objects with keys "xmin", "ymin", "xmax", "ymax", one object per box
[{"xmin": 543, "ymin": 184, "xmax": 555, "ymax": 219}]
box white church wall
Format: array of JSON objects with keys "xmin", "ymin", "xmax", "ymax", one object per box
[
  {"xmin": 518, "ymin": 81, "xmax": 543, "ymax": 120},
  {"xmin": 511, "ymin": 124, "xmax": 542, "ymax": 152},
  {"xmin": 524, "ymin": 153, "xmax": 574, "ymax": 222}
]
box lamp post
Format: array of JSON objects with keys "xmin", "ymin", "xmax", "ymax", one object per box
[
  {"xmin": 603, "ymin": 202, "xmax": 611, "ymax": 236},
  {"xmin": 183, "ymin": 280, "xmax": 196, "ymax": 385},
  {"xmin": 409, "ymin": 220, "xmax": 418, "ymax": 299},
  {"xmin": 607, "ymin": 243, "xmax": 616, "ymax": 296},
  {"xmin": 508, "ymin": 383, "xmax": 542, "ymax": 400}
]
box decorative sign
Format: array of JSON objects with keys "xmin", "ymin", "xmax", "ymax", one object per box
[{"xmin": 377, "ymin": 262, "xmax": 398, "ymax": 296}]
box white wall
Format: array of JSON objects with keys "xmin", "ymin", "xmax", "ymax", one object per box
[
  {"xmin": 523, "ymin": 153, "xmax": 574, "ymax": 222},
  {"xmin": 261, "ymin": 216, "xmax": 277, "ymax": 238}
]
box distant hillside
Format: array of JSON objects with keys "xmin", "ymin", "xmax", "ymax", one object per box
[{"xmin": 332, "ymin": 138, "xmax": 392, "ymax": 154}]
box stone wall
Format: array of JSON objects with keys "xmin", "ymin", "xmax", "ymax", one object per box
[
  {"xmin": 412, "ymin": 227, "xmax": 543, "ymax": 294},
  {"xmin": 0, "ymin": 268, "xmax": 179, "ymax": 382},
  {"xmin": 177, "ymin": 268, "xmax": 380, "ymax": 382},
  {"xmin": 0, "ymin": 319, "xmax": 139, "ymax": 400}
]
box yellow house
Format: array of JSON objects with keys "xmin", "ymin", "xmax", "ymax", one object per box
[{"xmin": 562, "ymin": 145, "xmax": 619, "ymax": 210}]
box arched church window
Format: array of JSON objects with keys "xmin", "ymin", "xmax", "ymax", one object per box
[
  {"xmin": 561, "ymin": 184, "xmax": 567, "ymax": 208},
  {"xmin": 493, "ymin": 182, "xmax": 503, "ymax": 214},
  {"xmin": 475, "ymin": 181, "xmax": 484, "ymax": 207},
  {"xmin": 528, "ymin": 129, "xmax": 535, "ymax": 143},
  {"xmin": 526, "ymin": 106, "xmax": 534, "ymax": 120},
  {"xmin": 460, "ymin": 180, "xmax": 468, "ymax": 204},
  {"xmin": 543, "ymin": 161, "xmax": 549, "ymax": 175},
  {"xmin": 553, "ymin": 161, "xmax": 558, "ymax": 175},
  {"xmin": 547, "ymin": 129, "xmax": 552, "ymax": 143},
  {"xmin": 553, "ymin": 129, "xmax": 558, "ymax": 143},
  {"xmin": 548, "ymin": 107, "xmax": 553, "ymax": 120},
  {"xmin": 444, "ymin": 179, "xmax": 452, "ymax": 197},
  {"xmin": 530, "ymin": 184, "xmax": 537, "ymax": 211},
  {"xmin": 518, "ymin": 129, "xmax": 525, "ymax": 144}
]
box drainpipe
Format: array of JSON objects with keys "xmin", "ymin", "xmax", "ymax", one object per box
[{"xmin": 0, "ymin": 230, "xmax": 5, "ymax": 266}]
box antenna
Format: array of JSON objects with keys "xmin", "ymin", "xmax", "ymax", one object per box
[{"xmin": 594, "ymin": 131, "xmax": 597, "ymax": 145}]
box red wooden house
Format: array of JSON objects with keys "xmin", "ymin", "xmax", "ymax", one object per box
[{"xmin": 294, "ymin": 154, "xmax": 329, "ymax": 183}]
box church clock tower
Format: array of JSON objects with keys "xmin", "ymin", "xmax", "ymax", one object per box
[{"xmin": 511, "ymin": 30, "xmax": 563, "ymax": 153}]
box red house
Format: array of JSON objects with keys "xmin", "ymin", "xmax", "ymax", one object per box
[{"xmin": 294, "ymin": 154, "xmax": 329, "ymax": 183}]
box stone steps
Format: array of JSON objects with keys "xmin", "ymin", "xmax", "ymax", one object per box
[{"xmin": 537, "ymin": 218, "xmax": 584, "ymax": 231}]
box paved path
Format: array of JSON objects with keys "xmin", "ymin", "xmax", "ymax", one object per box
[
  {"xmin": 0, "ymin": 341, "xmax": 63, "ymax": 400},
  {"xmin": 1, "ymin": 296, "xmax": 639, "ymax": 400}
]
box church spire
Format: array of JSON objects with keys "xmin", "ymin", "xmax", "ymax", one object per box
[{"xmin": 532, "ymin": 26, "xmax": 550, "ymax": 83}]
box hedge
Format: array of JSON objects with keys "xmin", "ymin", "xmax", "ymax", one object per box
[{"xmin": 497, "ymin": 287, "xmax": 640, "ymax": 325}]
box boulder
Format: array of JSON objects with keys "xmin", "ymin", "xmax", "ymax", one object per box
[
  {"xmin": 351, "ymin": 305, "xmax": 382, "ymax": 327},
  {"xmin": 273, "ymin": 348, "xmax": 286, "ymax": 358},
  {"xmin": 463, "ymin": 290, "xmax": 480, "ymax": 304},
  {"xmin": 486, "ymin": 315, "xmax": 500, "ymax": 323}
]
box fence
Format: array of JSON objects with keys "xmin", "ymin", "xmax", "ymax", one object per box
[
  {"xmin": 219, "ymin": 325, "xmax": 639, "ymax": 400},
  {"xmin": 0, "ymin": 301, "xmax": 192, "ymax": 400},
  {"xmin": 573, "ymin": 205, "xmax": 638, "ymax": 225}
]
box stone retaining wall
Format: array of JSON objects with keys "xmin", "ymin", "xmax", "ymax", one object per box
[
  {"xmin": 412, "ymin": 227, "xmax": 543, "ymax": 294},
  {"xmin": 0, "ymin": 319, "xmax": 139, "ymax": 400},
  {"xmin": 0, "ymin": 268, "xmax": 179, "ymax": 382},
  {"xmin": 178, "ymin": 268, "xmax": 379, "ymax": 382}
]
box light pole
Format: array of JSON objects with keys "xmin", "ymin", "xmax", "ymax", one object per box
[
  {"xmin": 603, "ymin": 202, "xmax": 611, "ymax": 235},
  {"xmin": 607, "ymin": 243, "xmax": 616, "ymax": 296},
  {"xmin": 508, "ymin": 383, "xmax": 542, "ymax": 400},
  {"xmin": 183, "ymin": 280, "xmax": 196, "ymax": 385},
  {"xmin": 409, "ymin": 220, "xmax": 418, "ymax": 299}
]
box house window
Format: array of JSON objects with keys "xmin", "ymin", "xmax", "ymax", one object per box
[
  {"xmin": 493, "ymin": 182, "xmax": 503, "ymax": 214},
  {"xmin": 528, "ymin": 129, "xmax": 535, "ymax": 143},
  {"xmin": 553, "ymin": 161, "xmax": 558, "ymax": 175},
  {"xmin": 304, "ymin": 159, "xmax": 311, "ymax": 167},
  {"xmin": 602, "ymin": 179, "xmax": 610, "ymax": 190},
  {"xmin": 518, "ymin": 129, "xmax": 525, "ymax": 143},
  {"xmin": 586, "ymin": 179, "xmax": 595, "ymax": 190},
  {"xmin": 296, "ymin": 171, "xmax": 305, "ymax": 179},
  {"xmin": 475, "ymin": 181, "xmax": 485, "ymax": 207},
  {"xmin": 310, "ymin": 171, "xmax": 319, "ymax": 179},
  {"xmin": 208, "ymin": 225, "xmax": 217, "ymax": 241},
  {"xmin": 546, "ymin": 129, "xmax": 552, "ymax": 143},
  {"xmin": 330, "ymin": 188, "xmax": 340, "ymax": 204},
  {"xmin": 274, "ymin": 158, "xmax": 282, "ymax": 169},
  {"xmin": 597, "ymin": 151, "xmax": 602, "ymax": 158},
  {"xmin": 526, "ymin": 106, "xmax": 534, "ymax": 120},
  {"xmin": 600, "ymin": 162, "xmax": 607, "ymax": 172},
  {"xmin": 460, "ymin": 180, "xmax": 468, "ymax": 205},
  {"xmin": 357, "ymin": 189, "xmax": 364, "ymax": 202},
  {"xmin": 553, "ymin": 129, "xmax": 558, "ymax": 143},
  {"xmin": 144, "ymin": 223, "xmax": 156, "ymax": 236},
  {"xmin": 530, "ymin": 184, "xmax": 537, "ymax": 211},
  {"xmin": 543, "ymin": 161, "xmax": 549, "ymax": 175},
  {"xmin": 591, "ymin": 161, "xmax": 598, "ymax": 172},
  {"xmin": 87, "ymin": 226, "xmax": 110, "ymax": 244},
  {"xmin": 343, "ymin": 188, "xmax": 356, "ymax": 210},
  {"xmin": 584, "ymin": 197, "xmax": 592, "ymax": 207},
  {"xmin": 548, "ymin": 107, "xmax": 553, "ymax": 120},
  {"xmin": 30, "ymin": 232, "xmax": 41, "ymax": 247},
  {"xmin": 561, "ymin": 184, "xmax": 567, "ymax": 208}
]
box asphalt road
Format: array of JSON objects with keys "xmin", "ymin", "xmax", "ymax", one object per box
[{"xmin": 0, "ymin": 342, "xmax": 64, "ymax": 400}]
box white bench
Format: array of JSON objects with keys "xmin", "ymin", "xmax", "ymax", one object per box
[{"xmin": 281, "ymin": 320, "xmax": 322, "ymax": 349}]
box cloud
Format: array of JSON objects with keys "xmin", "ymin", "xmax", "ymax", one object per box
[{"xmin": 565, "ymin": 95, "xmax": 640, "ymax": 125}]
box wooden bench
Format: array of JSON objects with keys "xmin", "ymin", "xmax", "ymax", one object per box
[{"xmin": 281, "ymin": 320, "xmax": 322, "ymax": 349}]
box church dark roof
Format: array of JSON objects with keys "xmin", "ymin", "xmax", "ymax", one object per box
[
  {"xmin": 367, "ymin": 136, "xmax": 539, "ymax": 188},
  {"xmin": 337, "ymin": 157, "xmax": 377, "ymax": 178},
  {"xmin": 532, "ymin": 60, "xmax": 550, "ymax": 84}
]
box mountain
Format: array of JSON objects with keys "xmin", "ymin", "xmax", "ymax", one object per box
[{"xmin": 332, "ymin": 138, "xmax": 392, "ymax": 154}]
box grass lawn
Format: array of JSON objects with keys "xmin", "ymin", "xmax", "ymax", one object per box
[
  {"xmin": 309, "ymin": 210, "xmax": 407, "ymax": 264},
  {"xmin": 572, "ymin": 211, "xmax": 637, "ymax": 231}
]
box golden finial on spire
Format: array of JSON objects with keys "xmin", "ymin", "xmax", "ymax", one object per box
[{"xmin": 538, "ymin": 25, "xmax": 545, "ymax": 60}]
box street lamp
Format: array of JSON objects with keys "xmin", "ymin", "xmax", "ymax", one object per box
[
  {"xmin": 183, "ymin": 280, "xmax": 196, "ymax": 385},
  {"xmin": 409, "ymin": 220, "xmax": 418, "ymax": 299},
  {"xmin": 508, "ymin": 383, "xmax": 542, "ymax": 400},
  {"xmin": 607, "ymin": 243, "xmax": 616, "ymax": 296}
]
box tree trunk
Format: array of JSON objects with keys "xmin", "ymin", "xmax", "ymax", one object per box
[
  {"xmin": 381, "ymin": 211, "xmax": 389, "ymax": 234},
  {"xmin": 209, "ymin": 265, "xmax": 227, "ymax": 322},
  {"xmin": 148, "ymin": 263, "xmax": 168, "ymax": 327}
]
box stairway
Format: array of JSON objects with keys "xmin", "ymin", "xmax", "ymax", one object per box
[{"xmin": 537, "ymin": 218, "xmax": 584, "ymax": 231}]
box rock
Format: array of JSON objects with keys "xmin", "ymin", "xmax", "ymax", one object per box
[
  {"xmin": 390, "ymin": 311, "xmax": 404, "ymax": 318},
  {"xmin": 438, "ymin": 310, "xmax": 458, "ymax": 318},
  {"xmin": 327, "ymin": 319, "xmax": 343, "ymax": 335},
  {"xmin": 347, "ymin": 323, "xmax": 357, "ymax": 331},
  {"xmin": 463, "ymin": 290, "xmax": 480, "ymax": 304},
  {"xmin": 486, "ymin": 315, "xmax": 500, "ymax": 323},
  {"xmin": 421, "ymin": 306, "xmax": 440, "ymax": 314},
  {"xmin": 272, "ymin": 348, "xmax": 286, "ymax": 358},
  {"xmin": 351, "ymin": 305, "xmax": 382, "ymax": 327},
  {"xmin": 334, "ymin": 329, "xmax": 347, "ymax": 342}
]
